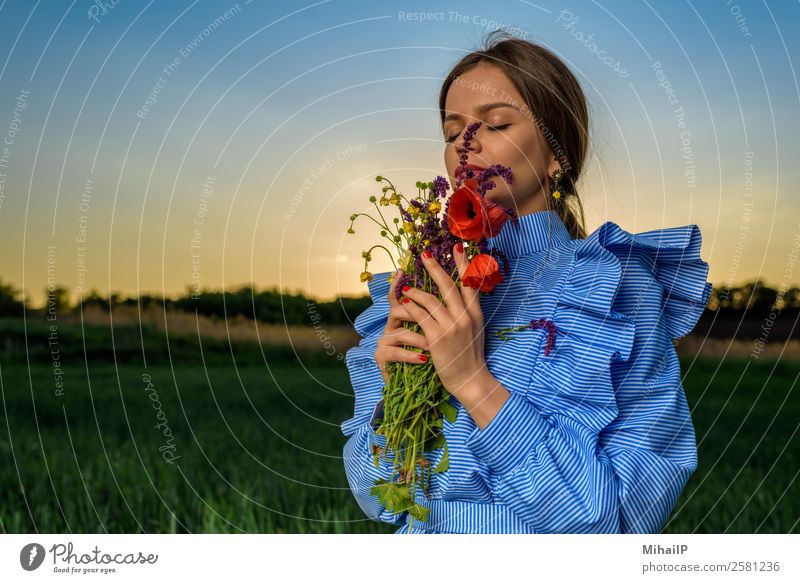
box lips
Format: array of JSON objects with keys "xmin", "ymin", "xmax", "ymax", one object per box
[{"xmin": 455, "ymin": 163, "xmax": 486, "ymax": 180}]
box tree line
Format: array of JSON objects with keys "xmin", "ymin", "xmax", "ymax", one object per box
[
  {"xmin": 0, "ymin": 278, "xmax": 798, "ymax": 326},
  {"xmin": 0, "ymin": 279, "xmax": 371, "ymax": 326}
]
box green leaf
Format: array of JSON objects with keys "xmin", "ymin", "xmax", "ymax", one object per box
[
  {"xmin": 439, "ymin": 398, "xmax": 458, "ymax": 423},
  {"xmin": 371, "ymin": 480, "xmax": 413, "ymax": 513},
  {"xmin": 426, "ymin": 431, "xmax": 446, "ymax": 450},
  {"xmin": 370, "ymin": 479, "xmax": 389, "ymax": 505},
  {"xmin": 433, "ymin": 442, "xmax": 449, "ymax": 474},
  {"xmin": 385, "ymin": 484, "xmax": 412, "ymax": 512},
  {"xmin": 408, "ymin": 503, "xmax": 430, "ymax": 521}
]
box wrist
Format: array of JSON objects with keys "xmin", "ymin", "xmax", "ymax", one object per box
[
  {"xmin": 454, "ymin": 366, "xmax": 506, "ymax": 407},
  {"xmin": 455, "ymin": 366, "xmax": 511, "ymax": 431}
]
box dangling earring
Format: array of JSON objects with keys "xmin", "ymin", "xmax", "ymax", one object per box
[{"xmin": 550, "ymin": 168, "xmax": 564, "ymax": 201}]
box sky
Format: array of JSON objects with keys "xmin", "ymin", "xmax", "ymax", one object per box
[{"xmin": 0, "ymin": 0, "xmax": 798, "ymax": 308}]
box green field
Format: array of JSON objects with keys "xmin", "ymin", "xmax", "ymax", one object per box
[{"xmin": 0, "ymin": 328, "xmax": 797, "ymax": 533}]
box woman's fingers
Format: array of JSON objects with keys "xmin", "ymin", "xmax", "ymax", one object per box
[
  {"xmin": 399, "ymin": 290, "xmax": 441, "ymax": 335},
  {"xmin": 378, "ymin": 345, "xmax": 429, "ymax": 367},
  {"xmin": 375, "ymin": 328, "xmax": 429, "ymax": 381},
  {"xmin": 382, "ymin": 327, "xmax": 429, "ymax": 350},
  {"xmin": 419, "ymin": 248, "xmax": 465, "ymax": 315},
  {"xmin": 386, "ymin": 268, "xmax": 413, "ymax": 328},
  {"xmin": 388, "ymin": 304, "xmax": 416, "ymax": 326},
  {"xmin": 454, "ymin": 242, "xmax": 482, "ymax": 323}
]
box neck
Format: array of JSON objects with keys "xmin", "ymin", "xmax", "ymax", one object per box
[{"xmin": 514, "ymin": 188, "xmax": 548, "ymax": 217}]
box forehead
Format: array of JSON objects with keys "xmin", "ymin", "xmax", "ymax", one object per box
[{"xmin": 443, "ymin": 63, "xmax": 525, "ymax": 118}]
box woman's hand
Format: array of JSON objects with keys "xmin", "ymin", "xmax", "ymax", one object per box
[
  {"xmin": 398, "ymin": 243, "xmax": 489, "ymax": 398},
  {"xmin": 374, "ymin": 268, "xmax": 430, "ymax": 386}
]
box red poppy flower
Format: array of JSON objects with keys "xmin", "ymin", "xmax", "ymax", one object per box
[
  {"xmin": 462, "ymin": 253, "xmax": 503, "ymax": 292},
  {"xmin": 446, "ymin": 178, "xmax": 510, "ymax": 242},
  {"xmin": 483, "ymin": 201, "xmax": 509, "ymax": 238},
  {"xmin": 446, "ymin": 178, "xmax": 484, "ymax": 242}
]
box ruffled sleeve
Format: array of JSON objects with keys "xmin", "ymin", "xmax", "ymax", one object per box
[
  {"xmin": 596, "ymin": 222, "xmax": 712, "ymax": 532},
  {"xmin": 463, "ymin": 221, "xmax": 711, "ymax": 533},
  {"xmin": 340, "ymin": 270, "xmax": 408, "ymax": 525}
]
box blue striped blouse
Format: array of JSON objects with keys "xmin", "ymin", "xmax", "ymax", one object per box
[{"xmin": 341, "ymin": 209, "xmax": 712, "ymax": 534}]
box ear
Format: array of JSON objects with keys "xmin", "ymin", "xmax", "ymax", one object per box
[{"xmin": 547, "ymin": 157, "xmax": 563, "ymax": 177}]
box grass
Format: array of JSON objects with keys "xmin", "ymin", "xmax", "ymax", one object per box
[
  {"xmin": 0, "ymin": 362, "xmax": 382, "ymax": 533},
  {"xmin": 666, "ymin": 356, "xmax": 799, "ymax": 533},
  {"xmin": 0, "ymin": 323, "xmax": 796, "ymax": 532}
]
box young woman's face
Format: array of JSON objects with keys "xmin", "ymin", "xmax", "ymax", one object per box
[{"xmin": 442, "ymin": 61, "xmax": 558, "ymax": 215}]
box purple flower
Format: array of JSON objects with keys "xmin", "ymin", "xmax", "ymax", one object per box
[{"xmin": 528, "ymin": 319, "xmax": 557, "ymax": 355}]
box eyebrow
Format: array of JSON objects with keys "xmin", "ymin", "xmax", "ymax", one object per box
[{"xmin": 443, "ymin": 102, "xmax": 520, "ymax": 122}]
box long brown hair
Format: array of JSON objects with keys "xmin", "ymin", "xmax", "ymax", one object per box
[{"xmin": 439, "ymin": 31, "xmax": 588, "ymax": 239}]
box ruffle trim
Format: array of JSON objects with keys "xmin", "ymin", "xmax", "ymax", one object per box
[
  {"xmin": 529, "ymin": 230, "xmax": 636, "ymax": 434},
  {"xmin": 529, "ymin": 220, "xmax": 711, "ymax": 432},
  {"xmin": 592, "ymin": 221, "xmax": 713, "ymax": 340}
]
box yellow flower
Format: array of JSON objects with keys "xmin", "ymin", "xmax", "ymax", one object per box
[
  {"xmin": 402, "ymin": 221, "xmax": 415, "ymax": 234},
  {"xmin": 422, "ymin": 239, "xmax": 429, "ymax": 247},
  {"xmin": 389, "ymin": 193, "xmax": 400, "ymax": 205},
  {"xmin": 379, "ymin": 196, "xmax": 390, "ymax": 206},
  {"xmin": 408, "ymin": 206, "xmax": 419, "ymax": 216},
  {"xmin": 428, "ymin": 201, "xmax": 441, "ymax": 213},
  {"xmin": 360, "ymin": 271, "xmax": 373, "ymax": 283}
]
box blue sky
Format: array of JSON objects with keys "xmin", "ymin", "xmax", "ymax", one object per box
[{"xmin": 0, "ymin": 0, "xmax": 798, "ymax": 306}]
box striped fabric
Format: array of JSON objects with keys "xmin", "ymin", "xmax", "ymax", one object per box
[{"xmin": 341, "ymin": 209, "xmax": 712, "ymax": 534}]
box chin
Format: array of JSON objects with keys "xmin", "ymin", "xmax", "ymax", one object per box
[{"xmin": 485, "ymin": 188, "xmax": 513, "ymax": 207}]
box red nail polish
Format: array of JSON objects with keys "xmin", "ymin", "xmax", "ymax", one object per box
[
  {"xmin": 402, "ymin": 285, "xmax": 410, "ymax": 292},
  {"xmin": 418, "ymin": 354, "xmax": 428, "ymax": 362},
  {"xmin": 455, "ymin": 242, "xmax": 464, "ymax": 253},
  {"xmin": 422, "ymin": 249, "xmax": 432, "ymax": 259},
  {"xmin": 402, "ymin": 298, "xmax": 410, "ymax": 304}
]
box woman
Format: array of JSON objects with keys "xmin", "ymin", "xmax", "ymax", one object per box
[{"xmin": 341, "ymin": 32, "xmax": 712, "ymax": 534}]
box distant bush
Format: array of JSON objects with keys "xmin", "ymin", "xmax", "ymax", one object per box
[
  {"xmin": 61, "ymin": 284, "xmax": 372, "ymax": 327},
  {"xmin": 0, "ymin": 278, "xmax": 25, "ymax": 317}
]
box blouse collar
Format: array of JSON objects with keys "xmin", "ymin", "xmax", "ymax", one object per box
[{"xmin": 485, "ymin": 209, "xmax": 573, "ymax": 258}]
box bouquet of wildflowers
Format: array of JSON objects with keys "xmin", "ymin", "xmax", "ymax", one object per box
[{"xmin": 347, "ymin": 122, "xmax": 516, "ymax": 526}]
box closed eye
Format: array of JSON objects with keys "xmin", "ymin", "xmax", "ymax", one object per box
[
  {"xmin": 445, "ymin": 123, "xmax": 511, "ymax": 143},
  {"xmin": 487, "ymin": 123, "xmax": 511, "ymax": 133}
]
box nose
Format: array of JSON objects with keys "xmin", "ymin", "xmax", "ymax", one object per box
[{"xmin": 455, "ymin": 128, "xmax": 481, "ymax": 159}]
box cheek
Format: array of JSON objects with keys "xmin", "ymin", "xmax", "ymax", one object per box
[
  {"xmin": 444, "ymin": 148, "xmax": 460, "ymax": 179},
  {"xmin": 507, "ymin": 133, "xmax": 547, "ymax": 179},
  {"xmin": 504, "ymin": 130, "xmax": 540, "ymax": 163}
]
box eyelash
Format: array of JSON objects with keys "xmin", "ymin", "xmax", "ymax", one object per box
[{"xmin": 445, "ymin": 124, "xmax": 511, "ymax": 143}]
